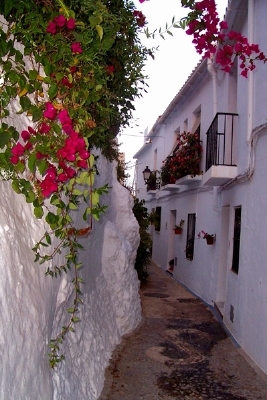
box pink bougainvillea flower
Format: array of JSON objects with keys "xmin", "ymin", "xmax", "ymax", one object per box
[
  {"xmin": 46, "ymin": 165, "xmax": 57, "ymax": 179},
  {"xmin": 61, "ymin": 77, "xmax": 73, "ymax": 88},
  {"xmin": 54, "ymin": 14, "xmax": 66, "ymax": 27},
  {"xmin": 70, "ymin": 66, "xmax": 77, "ymax": 74},
  {"xmin": 43, "ymin": 102, "xmax": 57, "ymax": 120},
  {"xmin": 133, "ymin": 10, "xmax": 146, "ymax": 27},
  {"xmin": 40, "ymin": 176, "xmax": 58, "ymax": 197},
  {"xmin": 21, "ymin": 130, "xmax": 30, "ymax": 141},
  {"xmin": 24, "ymin": 142, "xmax": 33, "ymax": 151},
  {"xmin": 10, "ymin": 155, "xmax": 19, "ymax": 164},
  {"xmin": 71, "ymin": 42, "xmax": 83, "ymax": 54},
  {"xmin": 79, "ymin": 149, "xmax": 90, "ymax": 160},
  {"xmin": 58, "ymin": 109, "xmax": 72, "ymax": 126},
  {"xmin": 39, "ymin": 122, "xmax": 51, "ymax": 134},
  {"xmin": 105, "ymin": 65, "xmax": 115, "ymax": 75},
  {"xmin": 66, "ymin": 18, "xmax": 76, "ymax": 30},
  {"xmin": 77, "ymin": 160, "xmax": 88, "ymax": 169},
  {"xmin": 36, "ymin": 151, "xmax": 46, "ymax": 160},
  {"xmin": 64, "ymin": 166, "xmax": 76, "ymax": 178},
  {"xmin": 11, "ymin": 142, "xmax": 25, "ymax": 156},
  {"xmin": 46, "ymin": 21, "xmax": 57, "ymax": 34},
  {"xmin": 28, "ymin": 126, "xmax": 36, "ymax": 135},
  {"xmin": 63, "ymin": 124, "xmax": 73, "ymax": 135},
  {"xmin": 57, "ymin": 172, "xmax": 68, "ymax": 182}
]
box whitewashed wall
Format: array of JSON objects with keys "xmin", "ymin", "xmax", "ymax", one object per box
[
  {"xmin": 0, "ymin": 15, "xmax": 141, "ymax": 398},
  {"xmin": 0, "ymin": 153, "xmax": 141, "ymax": 400}
]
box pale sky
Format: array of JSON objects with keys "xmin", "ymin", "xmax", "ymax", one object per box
[{"xmin": 118, "ymin": 0, "xmax": 228, "ymax": 181}]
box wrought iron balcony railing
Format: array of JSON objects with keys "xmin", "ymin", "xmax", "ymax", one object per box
[{"xmin": 205, "ymin": 112, "xmax": 238, "ymax": 172}]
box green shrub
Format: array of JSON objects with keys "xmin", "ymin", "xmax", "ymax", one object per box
[{"xmin": 132, "ymin": 198, "xmax": 152, "ymax": 281}]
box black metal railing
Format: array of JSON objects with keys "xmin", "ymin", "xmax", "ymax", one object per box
[{"xmin": 205, "ymin": 112, "xmax": 238, "ymax": 172}]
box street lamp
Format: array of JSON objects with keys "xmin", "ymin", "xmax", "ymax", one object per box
[{"xmin": 142, "ymin": 166, "xmax": 151, "ymax": 183}]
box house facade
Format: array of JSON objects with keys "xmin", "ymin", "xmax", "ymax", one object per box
[{"xmin": 134, "ymin": 0, "xmax": 267, "ymax": 376}]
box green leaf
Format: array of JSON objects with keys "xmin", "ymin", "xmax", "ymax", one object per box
[
  {"xmin": 48, "ymin": 82, "xmax": 58, "ymax": 99},
  {"xmin": 89, "ymin": 16, "xmax": 102, "ymax": 28},
  {"xmin": 69, "ymin": 202, "xmax": 78, "ymax": 210},
  {"xmin": 91, "ymin": 191, "xmax": 99, "ymax": 205},
  {"xmin": 72, "ymin": 189, "xmax": 82, "ymax": 196},
  {"xmin": 29, "ymin": 70, "xmax": 38, "ymax": 80},
  {"xmin": 96, "ymin": 25, "xmax": 103, "ymax": 41},
  {"xmin": 12, "ymin": 180, "xmax": 21, "ymax": 194},
  {"xmin": 26, "ymin": 191, "xmax": 35, "ymax": 203},
  {"xmin": 31, "ymin": 106, "xmax": 43, "ymax": 122},
  {"xmin": 45, "ymin": 233, "xmax": 51, "ymax": 245},
  {"xmin": 34, "ymin": 206, "xmax": 44, "ymax": 219},
  {"xmin": 28, "ymin": 153, "xmax": 36, "ymax": 173},
  {"xmin": 20, "ymin": 96, "xmax": 31, "ymax": 112}
]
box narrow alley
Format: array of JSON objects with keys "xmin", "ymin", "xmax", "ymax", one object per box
[{"xmin": 99, "ymin": 262, "xmax": 267, "ymax": 400}]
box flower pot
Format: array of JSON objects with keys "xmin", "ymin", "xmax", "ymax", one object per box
[
  {"xmin": 205, "ymin": 235, "xmax": 214, "ymax": 245},
  {"xmin": 174, "ymin": 227, "xmax": 182, "ymax": 234}
]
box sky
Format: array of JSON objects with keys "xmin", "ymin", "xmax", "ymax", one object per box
[{"xmin": 118, "ymin": 0, "xmax": 228, "ymax": 182}]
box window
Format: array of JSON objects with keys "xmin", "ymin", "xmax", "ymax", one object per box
[
  {"xmin": 155, "ymin": 206, "xmax": 161, "ymax": 232},
  {"xmin": 186, "ymin": 214, "xmax": 196, "ymax": 260},
  {"xmin": 232, "ymin": 206, "xmax": 242, "ymax": 274}
]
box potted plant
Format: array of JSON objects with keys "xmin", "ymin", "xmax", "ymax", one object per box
[
  {"xmin": 160, "ymin": 131, "xmax": 202, "ymax": 186},
  {"xmin": 198, "ymin": 231, "xmax": 216, "ymax": 245},
  {"xmin": 174, "ymin": 219, "xmax": 185, "ymax": 234}
]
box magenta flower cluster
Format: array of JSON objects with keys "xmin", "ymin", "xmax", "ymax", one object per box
[
  {"xmin": 11, "ymin": 104, "xmax": 90, "ymax": 198},
  {"xmin": 46, "ymin": 14, "xmax": 82, "ymax": 54}
]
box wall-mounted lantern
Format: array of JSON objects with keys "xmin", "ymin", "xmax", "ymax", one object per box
[{"xmin": 142, "ymin": 166, "xmax": 151, "ymax": 183}]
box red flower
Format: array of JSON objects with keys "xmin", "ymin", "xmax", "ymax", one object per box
[
  {"xmin": 46, "ymin": 21, "xmax": 57, "ymax": 35},
  {"xmin": 61, "ymin": 77, "xmax": 73, "ymax": 88},
  {"xmin": 54, "ymin": 15, "xmax": 66, "ymax": 27},
  {"xmin": 10, "ymin": 155, "xmax": 19, "ymax": 164},
  {"xmin": 71, "ymin": 42, "xmax": 83, "ymax": 54},
  {"xmin": 40, "ymin": 175, "xmax": 58, "ymax": 197},
  {"xmin": 133, "ymin": 10, "xmax": 146, "ymax": 27},
  {"xmin": 77, "ymin": 160, "xmax": 88, "ymax": 169},
  {"xmin": 105, "ymin": 65, "xmax": 115, "ymax": 75},
  {"xmin": 39, "ymin": 122, "xmax": 51, "ymax": 134},
  {"xmin": 11, "ymin": 142, "xmax": 25, "ymax": 156},
  {"xmin": 66, "ymin": 18, "xmax": 76, "ymax": 30},
  {"xmin": 21, "ymin": 130, "xmax": 30, "ymax": 141},
  {"xmin": 43, "ymin": 103, "xmax": 57, "ymax": 120}
]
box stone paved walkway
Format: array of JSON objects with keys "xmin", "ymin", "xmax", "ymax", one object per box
[{"xmin": 99, "ymin": 262, "xmax": 267, "ymax": 400}]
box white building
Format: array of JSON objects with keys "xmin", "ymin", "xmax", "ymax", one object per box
[{"xmin": 134, "ymin": 0, "xmax": 267, "ymax": 377}]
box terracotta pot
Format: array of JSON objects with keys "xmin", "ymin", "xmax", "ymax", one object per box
[
  {"xmin": 174, "ymin": 227, "xmax": 182, "ymax": 234},
  {"xmin": 205, "ymin": 235, "xmax": 214, "ymax": 245}
]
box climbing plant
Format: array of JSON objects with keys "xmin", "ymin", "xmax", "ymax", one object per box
[{"xmin": 0, "ymin": 0, "xmax": 153, "ymax": 368}]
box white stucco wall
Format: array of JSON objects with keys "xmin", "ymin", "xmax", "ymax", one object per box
[
  {"xmin": 0, "ymin": 153, "xmax": 141, "ymax": 400},
  {"xmin": 0, "ymin": 14, "xmax": 142, "ymax": 398}
]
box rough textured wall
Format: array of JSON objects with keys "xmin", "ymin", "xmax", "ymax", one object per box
[{"xmin": 0, "ymin": 154, "xmax": 141, "ymax": 400}]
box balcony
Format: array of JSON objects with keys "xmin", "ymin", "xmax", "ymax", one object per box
[{"xmin": 203, "ymin": 112, "xmax": 238, "ymax": 186}]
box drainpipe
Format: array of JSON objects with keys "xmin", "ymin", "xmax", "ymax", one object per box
[
  {"xmin": 207, "ymin": 56, "xmax": 218, "ymax": 115},
  {"xmin": 247, "ymin": 0, "xmax": 254, "ymax": 144}
]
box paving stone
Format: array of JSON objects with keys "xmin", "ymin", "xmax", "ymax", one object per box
[{"xmin": 99, "ymin": 262, "xmax": 267, "ymax": 400}]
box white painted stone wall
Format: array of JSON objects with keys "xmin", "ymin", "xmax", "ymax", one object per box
[
  {"xmin": 0, "ymin": 15, "xmax": 141, "ymax": 398},
  {"xmin": 0, "ymin": 153, "xmax": 141, "ymax": 400}
]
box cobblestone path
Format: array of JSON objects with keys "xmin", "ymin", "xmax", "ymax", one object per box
[{"xmin": 99, "ymin": 262, "xmax": 267, "ymax": 400}]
